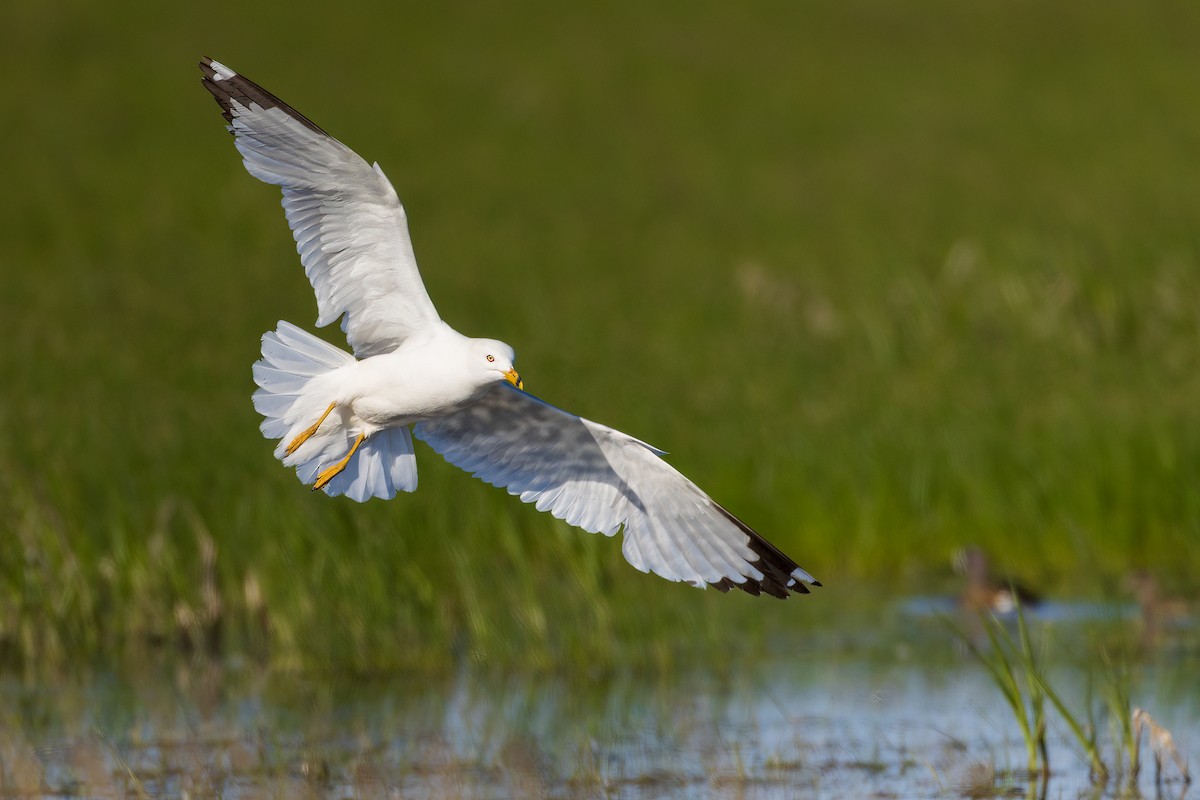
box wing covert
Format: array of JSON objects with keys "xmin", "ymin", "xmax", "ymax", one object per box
[{"xmin": 201, "ymin": 57, "xmax": 440, "ymax": 356}]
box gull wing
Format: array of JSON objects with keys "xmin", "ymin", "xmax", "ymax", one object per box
[
  {"xmin": 413, "ymin": 384, "xmax": 819, "ymax": 598},
  {"xmin": 201, "ymin": 58, "xmax": 440, "ymax": 356}
]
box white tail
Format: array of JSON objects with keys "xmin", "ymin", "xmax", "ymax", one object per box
[{"xmin": 252, "ymin": 321, "xmax": 417, "ymax": 501}]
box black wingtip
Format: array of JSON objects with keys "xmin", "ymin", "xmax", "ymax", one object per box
[
  {"xmin": 709, "ymin": 501, "xmax": 820, "ymax": 600},
  {"xmin": 198, "ymin": 57, "xmax": 330, "ymax": 137}
]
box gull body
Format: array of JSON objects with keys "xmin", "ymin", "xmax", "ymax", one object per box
[
  {"xmin": 201, "ymin": 57, "xmax": 820, "ymax": 599},
  {"xmin": 325, "ymin": 324, "xmax": 517, "ymax": 431}
]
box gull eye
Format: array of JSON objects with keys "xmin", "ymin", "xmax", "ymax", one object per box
[{"xmin": 486, "ymin": 354, "xmax": 495, "ymax": 363}]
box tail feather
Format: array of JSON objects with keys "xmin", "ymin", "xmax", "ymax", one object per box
[
  {"xmin": 252, "ymin": 321, "xmax": 417, "ymax": 501},
  {"xmin": 262, "ymin": 321, "xmax": 351, "ymax": 370},
  {"xmin": 314, "ymin": 426, "xmax": 418, "ymax": 501},
  {"xmin": 251, "ymin": 364, "xmax": 311, "ymax": 394}
]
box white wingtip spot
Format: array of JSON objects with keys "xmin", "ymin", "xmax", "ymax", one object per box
[
  {"xmin": 209, "ymin": 59, "xmax": 237, "ymax": 81},
  {"xmin": 790, "ymin": 566, "xmax": 817, "ymax": 585}
]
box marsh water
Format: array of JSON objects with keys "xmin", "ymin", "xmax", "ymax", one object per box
[{"xmin": 1, "ymin": 599, "xmax": 1196, "ymax": 800}]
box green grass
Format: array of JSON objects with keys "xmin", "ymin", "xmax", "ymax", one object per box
[
  {"xmin": 2, "ymin": 0, "xmax": 1200, "ymax": 671},
  {"xmin": 949, "ymin": 605, "xmax": 1164, "ymax": 793}
]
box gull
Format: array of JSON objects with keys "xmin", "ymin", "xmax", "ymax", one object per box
[{"xmin": 200, "ymin": 58, "xmax": 819, "ymax": 598}]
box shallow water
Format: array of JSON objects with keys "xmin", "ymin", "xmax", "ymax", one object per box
[{"xmin": 1, "ymin": 605, "xmax": 1196, "ymax": 799}]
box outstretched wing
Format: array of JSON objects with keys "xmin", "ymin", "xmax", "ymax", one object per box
[
  {"xmin": 413, "ymin": 384, "xmax": 819, "ymax": 598},
  {"xmin": 200, "ymin": 57, "xmax": 440, "ymax": 356}
]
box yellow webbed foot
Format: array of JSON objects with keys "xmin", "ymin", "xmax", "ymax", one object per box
[
  {"xmin": 286, "ymin": 402, "xmax": 337, "ymax": 456},
  {"xmin": 312, "ymin": 432, "xmax": 366, "ymax": 492}
]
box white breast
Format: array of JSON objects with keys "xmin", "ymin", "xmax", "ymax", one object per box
[{"xmin": 341, "ymin": 330, "xmax": 487, "ymax": 429}]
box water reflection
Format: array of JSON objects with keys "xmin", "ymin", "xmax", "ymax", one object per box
[{"xmin": 0, "ymin": 627, "xmax": 1195, "ymax": 799}]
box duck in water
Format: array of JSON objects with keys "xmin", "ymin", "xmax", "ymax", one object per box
[{"xmin": 954, "ymin": 546, "xmax": 1040, "ymax": 615}]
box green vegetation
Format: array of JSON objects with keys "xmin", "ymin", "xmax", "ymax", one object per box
[
  {"xmin": 950, "ymin": 603, "xmax": 1190, "ymax": 794},
  {"xmin": 949, "ymin": 609, "xmax": 1050, "ymax": 783},
  {"xmin": 2, "ymin": 0, "xmax": 1199, "ymax": 671}
]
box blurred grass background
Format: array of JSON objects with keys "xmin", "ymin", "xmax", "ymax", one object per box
[{"xmin": 1, "ymin": 0, "xmax": 1199, "ymax": 672}]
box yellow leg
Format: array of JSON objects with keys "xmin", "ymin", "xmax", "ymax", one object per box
[
  {"xmin": 312, "ymin": 433, "xmax": 366, "ymax": 492},
  {"xmin": 285, "ymin": 402, "xmax": 337, "ymax": 456}
]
